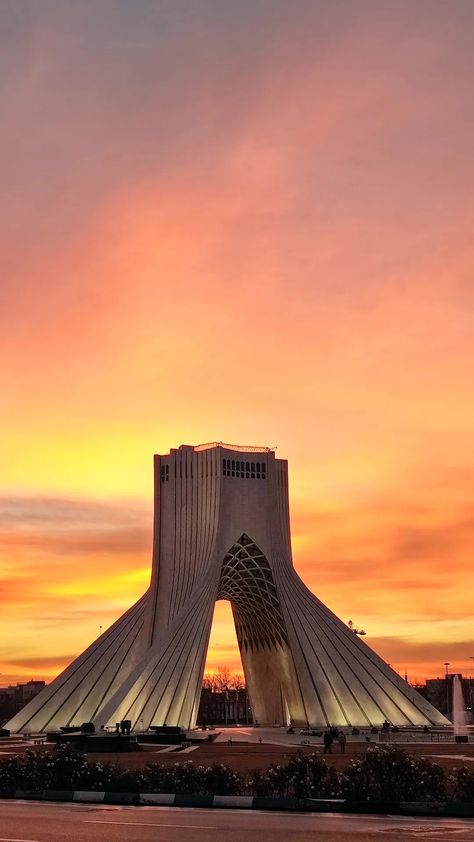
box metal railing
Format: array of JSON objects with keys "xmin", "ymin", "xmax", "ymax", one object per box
[{"xmin": 194, "ymin": 442, "xmax": 276, "ymax": 453}]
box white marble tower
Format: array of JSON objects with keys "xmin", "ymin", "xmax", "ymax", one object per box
[{"xmin": 7, "ymin": 443, "xmax": 448, "ymax": 732}]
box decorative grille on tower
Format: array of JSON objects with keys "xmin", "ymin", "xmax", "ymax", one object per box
[{"xmin": 217, "ymin": 534, "xmax": 289, "ymax": 652}]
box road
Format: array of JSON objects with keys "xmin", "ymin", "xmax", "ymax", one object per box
[{"xmin": 0, "ymin": 802, "xmax": 473, "ymax": 841}]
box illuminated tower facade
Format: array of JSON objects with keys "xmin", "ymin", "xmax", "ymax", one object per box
[{"xmin": 7, "ymin": 443, "xmax": 448, "ymax": 732}]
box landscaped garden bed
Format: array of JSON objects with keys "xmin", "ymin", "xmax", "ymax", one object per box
[{"xmin": 1, "ymin": 743, "xmax": 473, "ymax": 803}]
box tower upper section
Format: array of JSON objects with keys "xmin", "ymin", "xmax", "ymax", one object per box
[
  {"xmin": 147, "ymin": 442, "xmax": 292, "ymax": 642},
  {"xmin": 156, "ymin": 442, "xmax": 282, "ymax": 484}
]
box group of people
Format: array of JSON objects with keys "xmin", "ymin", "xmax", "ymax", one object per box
[{"xmin": 323, "ymin": 725, "xmax": 346, "ymax": 754}]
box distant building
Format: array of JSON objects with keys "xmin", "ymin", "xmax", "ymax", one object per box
[
  {"xmin": 416, "ymin": 674, "xmax": 473, "ymax": 722},
  {"xmin": 197, "ymin": 688, "xmax": 251, "ymax": 726},
  {"xmin": 0, "ymin": 681, "xmax": 46, "ymax": 725}
]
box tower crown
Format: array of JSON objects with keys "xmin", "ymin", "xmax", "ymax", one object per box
[{"xmin": 175, "ymin": 441, "xmax": 276, "ymax": 454}]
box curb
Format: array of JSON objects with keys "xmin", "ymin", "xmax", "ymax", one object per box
[{"xmin": 0, "ymin": 790, "xmax": 473, "ymax": 816}]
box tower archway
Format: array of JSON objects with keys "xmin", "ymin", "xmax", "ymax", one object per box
[{"xmin": 216, "ymin": 533, "xmax": 303, "ymax": 726}]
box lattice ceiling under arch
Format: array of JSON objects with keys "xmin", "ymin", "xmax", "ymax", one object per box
[{"xmin": 217, "ymin": 534, "xmax": 289, "ymax": 652}]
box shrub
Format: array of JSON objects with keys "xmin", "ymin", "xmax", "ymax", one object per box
[
  {"xmin": 339, "ymin": 745, "xmax": 447, "ymax": 802},
  {"xmin": 0, "ymin": 751, "xmax": 242, "ymax": 796},
  {"xmin": 245, "ymin": 753, "xmax": 338, "ymax": 799},
  {"xmin": 201, "ymin": 764, "xmax": 243, "ymax": 795},
  {"xmin": 450, "ymin": 767, "xmax": 474, "ymax": 802},
  {"xmin": 143, "ymin": 761, "xmax": 243, "ymax": 795},
  {"xmin": 0, "ymin": 757, "xmax": 21, "ymax": 791},
  {"xmin": 1, "ymin": 743, "xmax": 466, "ymax": 804},
  {"xmin": 246, "ymin": 767, "xmax": 269, "ymax": 796},
  {"xmin": 144, "ymin": 761, "xmax": 203, "ymax": 794},
  {"xmin": 88, "ymin": 762, "xmax": 145, "ymax": 792},
  {"xmin": 0, "ymin": 747, "xmax": 148, "ymax": 793},
  {"xmin": 0, "ymin": 745, "xmax": 93, "ymax": 791}
]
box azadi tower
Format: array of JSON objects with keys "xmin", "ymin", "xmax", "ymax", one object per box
[{"xmin": 7, "ymin": 443, "xmax": 448, "ymax": 732}]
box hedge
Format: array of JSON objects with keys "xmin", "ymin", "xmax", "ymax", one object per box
[{"xmin": 1, "ymin": 743, "xmax": 473, "ymax": 802}]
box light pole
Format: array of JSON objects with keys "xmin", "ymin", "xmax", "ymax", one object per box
[
  {"xmin": 470, "ymin": 656, "xmax": 474, "ymax": 725},
  {"xmin": 444, "ymin": 662, "xmax": 450, "ymax": 718}
]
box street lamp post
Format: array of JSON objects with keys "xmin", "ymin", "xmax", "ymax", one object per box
[
  {"xmin": 444, "ymin": 662, "xmax": 450, "ymax": 718},
  {"xmin": 470, "ymin": 656, "xmax": 474, "ymax": 725}
]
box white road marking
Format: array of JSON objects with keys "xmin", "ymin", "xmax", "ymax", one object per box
[
  {"xmin": 83, "ymin": 820, "xmax": 216, "ymax": 828},
  {"xmin": 178, "ymin": 744, "xmax": 201, "ymax": 753},
  {"xmin": 0, "ymin": 838, "xmax": 40, "ymax": 842}
]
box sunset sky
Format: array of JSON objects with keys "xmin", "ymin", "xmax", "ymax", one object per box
[{"xmin": 1, "ymin": 0, "xmax": 473, "ymax": 688}]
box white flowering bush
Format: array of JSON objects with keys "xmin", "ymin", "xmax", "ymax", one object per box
[
  {"xmin": 2, "ymin": 744, "xmax": 472, "ymax": 804},
  {"xmin": 0, "ymin": 746, "xmax": 147, "ymax": 792},
  {"xmin": 144, "ymin": 761, "xmax": 243, "ymax": 795},
  {"xmin": 339, "ymin": 745, "xmax": 447, "ymax": 802},
  {"xmin": 0, "ymin": 748, "xmax": 243, "ymax": 795},
  {"xmin": 0, "ymin": 757, "xmax": 19, "ymax": 791},
  {"xmin": 248, "ymin": 753, "xmax": 339, "ymax": 798},
  {"xmin": 89, "ymin": 762, "xmax": 147, "ymax": 792},
  {"xmin": 0, "ymin": 745, "xmax": 93, "ymax": 791},
  {"xmin": 200, "ymin": 763, "xmax": 244, "ymax": 795},
  {"xmin": 450, "ymin": 767, "xmax": 474, "ymax": 802}
]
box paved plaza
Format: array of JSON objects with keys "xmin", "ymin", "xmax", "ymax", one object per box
[{"xmin": 2, "ymin": 728, "xmax": 473, "ymax": 774}]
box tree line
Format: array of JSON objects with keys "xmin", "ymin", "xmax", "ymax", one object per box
[{"xmin": 202, "ymin": 668, "xmax": 245, "ymax": 693}]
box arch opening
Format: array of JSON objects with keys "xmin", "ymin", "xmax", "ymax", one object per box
[{"xmin": 211, "ymin": 533, "xmax": 303, "ymax": 726}]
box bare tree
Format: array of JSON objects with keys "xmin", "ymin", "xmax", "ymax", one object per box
[
  {"xmin": 202, "ymin": 673, "xmax": 216, "ymax": 692},
  {"xmin": 230, "ymin": 673, "xmax": 245, "ymax": 692},
  {"xmin": 213, "ymin": 666, "xmax": 232, "ymax": 692},
  {"xmin": 201, "ymin": 670, "xmax": 246, "ymax": 694}
]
